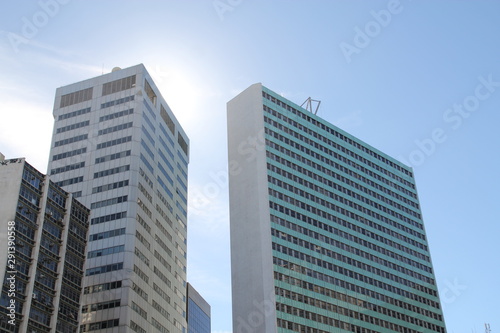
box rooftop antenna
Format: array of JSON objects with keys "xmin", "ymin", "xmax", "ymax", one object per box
[
  {"xmin": 485, "ymin": 324, "xmax": 491, "ymax": 333},
  {"xmin": 301, "ymin": 97, "xmax": 321, "ymax": 115}
]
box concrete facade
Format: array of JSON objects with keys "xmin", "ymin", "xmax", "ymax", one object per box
[
  {"xmin": 0, "ymin": 157, "xmax": 90, "ymax": 333},
  {"xmin": 46, "ymin": 64, "xmax": 189, "ymax": 333}
]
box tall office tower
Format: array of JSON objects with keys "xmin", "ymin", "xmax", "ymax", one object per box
[
  {"xmin": 186, "ymin": 283, "xmax": 210, "ymax": 333},
  {"xmin": 227, "ymin": 84, "xmax": 447, "ymax": 333},
  {"xmin": 46, "ymin": 64, "xmax": 190, "ymax": 333},
  {"xmin": 0, "ymin": 156, "xmax": 90, "ymax": 333}
]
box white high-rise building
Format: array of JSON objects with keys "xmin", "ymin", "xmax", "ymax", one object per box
[
  {"xmin": 47, "ymin": 64, "xmax": 189, "ymax": 333},
  {"xmin": 227, "ymin": 84, "xmax": 447, "ymax": 333}
]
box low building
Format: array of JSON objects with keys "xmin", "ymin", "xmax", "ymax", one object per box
[
  {"xmin": 187, "ymin": 283, "xmax": 210, "ymax": 333},
  {"xmin": 0, "ymin": 156, "xmax": 90, "ymax": 333}
]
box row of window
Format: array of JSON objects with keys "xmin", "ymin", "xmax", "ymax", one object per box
[
  {"xmin": 56, "ymin": 120, "xmax": 89, "ymax": 134},
  {"xmin": 262, "ymin": 90, "xmax": 413, "ymax": 177},
  {"xmin": 134, "ymin": 265, "xmax": 149, "ymax": 283},
  {"xmin": 155, "ymin": 250, "xmax": 172, "ymax": 273},
  {"xmin": 139, "ymin": 183, "xmax": 153, "ymax": 205},
  {"xmin": 137, "ymin": 198, "xmax": 152, "ymax": 218},
  {"xmin": 135, "ymin": 247, "xmax": 150, "ymax": 267},
  {"xmin": 155, "ymin": 234, "xmax": 172, "ymax": 257},
  {"xmin": 271, "ymin": 215, "xmax": 432, "ymax": 275},
  {"xmin": 152, "ymin": 299, "xmax": 170, "ymax": 320},
  {"xmin": 85, "ymin": 262, "xmax": 123, "ymax": 276},
  {"xmin": 274, "ymin": 271, "xmax": 443, "ymax": 323},
  {"xmin": 153, "ymin": 283, "xmax": 171, "ymax": 304},
  {"xmin": 96, "ymin": 135, "xmax": 131, "ymax": 150},
  {"xmin": 88, "ymin": 244, "xmax": 124, "ymax": 259},
  {"xmin": 159, "ymin": 123, "xmax": 175, "ymax": 147},
  {"xmin": 270, "ymin": 201, "xmax": 430, "ymax": 262},
  {"xmin": 89, "ymin": 227, "xmax": 126, "ymax": 242},
  {"xmin": 132, "ymin": 282, "xmax": 148, "ymax": 301},
  {"xmin": 131, "ymin": 301, "xmax": 147, "ymax": 319},
  {"xmin": 90, "ymin": 210, "xmax": 126, "ymax": 225},
  {"xmin": 136, "ymin": 230, "xmax": 151, "ymax": 250},
  {"xmin": 95, "ymin": 149, "xmax": 131, "ymax": 164},
  {"xmin": 51, "ymin": 161, "xmax": 85, "ymax": 175},
  {"xmin": 276, "ymin": 302, "xmax": 381, "ymax": 333},
  {"xmin": 54, "ymin": 133, "xmax": 88, "ymax": 147},
  {"xmin": 267, "ymin": 148, "xmax": 421, "ymax": 234},
  {"xmin": 142, "ymin": 125, "xmax": 155, "ymax": 147},
  {"xmin": 82, "ymin": 299, "xmax": 120, "ymax": 313},
  {"xmin": 264, "ymin": 109, "xmax": 415, "ymax": 190},
  {"xmin": 99, "ymin": 107, "xmax": 134, "ymax": 122},
  {"xmin": 269, "ymin": 187, "xmax": 428, "ymax": 252},
  {"xmin": 271, "ymin": 226, "xmax": 433, "ymax": 284},
  {"xmin": 98, "ymin": 121, "xmax": 133, "ymax": 136},
  {"xmin": 273, "ymin": 235, "xmax": 436, "ymax": 296},
  {"xmin": 141, "ymin": 139, "xmax": 155, "ymax": 159},
  {"xmin": 143, "ymin": 99, "xmax": 157, "ymax": 120},
  {"xmin": 143, "ymin": 112, "xmax": 156, "ymax": 133},
  {"xmin": 137, "ymin": 214, "xmax": 151, "ymax": 234},
  {"xmin": 273, "ymin": 256, "xmax": 441, "ymax": 309},
  {"xmin": 102, "ymin": 75, "xmax": 136, "ymax": 96},
  {"xmin": 266, "ymin": 134, "xmax": 423, "ymax": 229},
  {"xmin": 130, "ymin": 320, "xmax": 147, "ymax": 333},
  {"xmin": 153, "ymin": 265, "xmax": 171, "ymax": 287},
  {"xmin": 160, "ymin": 103, "xmax": 175, "ymax": 135},
  {"xmin": 101, "ymin": 95, "xmax": 135, "ymax": 109},
  {"xmin": 268, "ymin": 150, "xmax": 419, "ymax": 212},
  {"xmin": 84, "ymin": 280, "xmax": 122, "ymax": 295},
  {"xmin": 60, "ymin": 87, "xmax": 93, "ymax": 108},
  {"xmin": 92, "ymin": 179, "xmax": 129, "ymax": 194},
  {"xmin": 52, "ymin": 147, "xmax": 86, "ymax": 161},
  {"xmin": 93, "ymin": 165, "xmax": 130, "ymax": 179},
  {"xmin": 277, "ymin": 286, "xmax": 439, "ymax": 333},
  {"xmin": 55, "ymin": 176, "xmax": 83, "ymax": 187},
  {"xmin": 268, "ymin": 172, "xmax": 425, "ymax": 242},
  {"xmin": 269, "ymin": 167, "xmax": 423, "ymax": 236},
  {"xmin": 267, "ymin": 148, "xmax": 425, "ymax": 238},
  {"xmin": 80, "ymin": 318, "xmax": 119, "ymax": 332},
  {"xmin": 90, "ymin": 195, "xmax": 128, "ymax": 209},
  {"xmin": 58, "ymin": 106, "xmax": 91, "ymax": 121},
  {"xmin": 152, "ymin": 317, "xmax": 170, "ymax": 333}
]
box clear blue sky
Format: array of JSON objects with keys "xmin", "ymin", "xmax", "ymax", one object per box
[{"xmin": 1, "ymin": 1, "xmax": 499, "ymax": 332}]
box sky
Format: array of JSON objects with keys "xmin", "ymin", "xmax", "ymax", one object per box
[{"xmin": 1, "ymin": 1, "xmax": 499, "ymax": 332}]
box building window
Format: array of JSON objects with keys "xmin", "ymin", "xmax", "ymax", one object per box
[
  {"xmin": 160, "ymin": 104, "xmax": 175, "ymax": 134},
  {"xmin": 144, "ymin": 79, "xmax": 157, "ymax": 106},
  {"xmin": 60, "ymin": 87, "xmax": 93, "ymax": 108},
  {"xmin": 102, "ymin": 75, "xmax": 136, "ymax": 96},
  {"xmin": 178, "ymin": 133, "xmax": 188, "ymax": 156}
]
